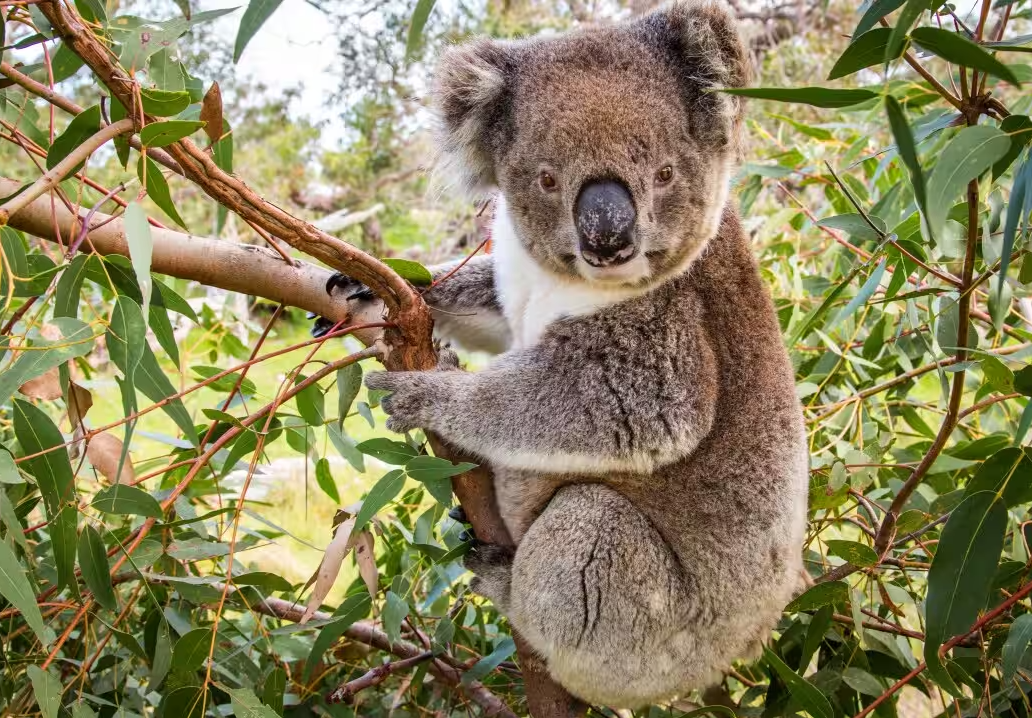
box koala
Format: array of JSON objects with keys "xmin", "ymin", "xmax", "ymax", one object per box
[{"xmin": 320, "ymin": 1, "xmax": 809, "ymax": 708}]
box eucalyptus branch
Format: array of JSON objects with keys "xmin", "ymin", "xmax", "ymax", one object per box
[
  {"xmin": 0, "ymin": 118, "xmax": 133, "ymax": 224},
  {"xmin": 0, "ymin": 61, "xmax": 183, "ymax": 175}
]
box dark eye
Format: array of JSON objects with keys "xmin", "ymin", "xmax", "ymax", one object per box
[
  {"xmin": 655, "ymin": 165, "xmax": 674, "ymax": 185},
  {"xmin": 539, "ymin": 171, "xmax": 557, "ymax": 191}
]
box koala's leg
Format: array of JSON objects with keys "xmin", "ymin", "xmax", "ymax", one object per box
[{"xmin": 506, "ymin": 483, "xmax": 701, "ymax": 709}]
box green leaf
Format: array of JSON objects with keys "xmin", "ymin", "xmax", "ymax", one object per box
[
  {"xmin": 886, "ymin": 95, "xmax": 928, "ymax": 219},
  {"xmin": 262, "ymin": 668, "xmax": 286, "ymax": 714},
  {"xmin": 166, "ymin": 538, "xmax": 231, "ymax": 561},
  {"xmin": 171, "ymin": 627, "xmax": 211, "ymax": 671},
  {"xmin": 829, "ymin": 28, "xmax": 903, "ymax": 79},
  {"xmin": 830, "ymin": 258, "xmax": 886, "ymax": 327},
  {"xmin": 993, "ymin": 114, "xmax": 1032, "ymax": 179},
  {"xmin": 13, "ymin": 399, "xmax": 75, "ymax": 517},
  {"xmin": 293, "ymin": 377, "xmax": 324, "ymax": 426},
  {"xmin": 964, "ymin": 448, "xmax": 1032, "ymax": 507},
  {"xmin": 886, "ymin": 0, "xmax": 929, "ymax": 64},
  {"xmin": 0, "ymin": 535, "xmax": 52, "ymax": 646},
  {"xmin": 982, "ymin": 355, "xmax": 1015, "ymax": 393},
  {"xmin": 92, "ymin": 485, "xmax": 164, "ymax": 519},
  {"xmin": 842, "ymin": 667, "xmax": 885, "ymax": 696},
  {"xmin": 383, "ymin": 590, "xmax": 408, "ymax": 644},
  {"xmin": 305, "ymin": 593, "xmax": 371, "ymax": 678},
  {"xmin": 124, "ymin": 203, "xmax": 154, "ymax": 316},
  {"xmin": 327, "ymin": 425, "xmax": 365, "ymax": 473},
  {"xmin": 27, "ymin": 665, "xmax": 62, "ymax": 718},
  {"xmin": 406, "ymin": 0, "xmax": 437, "ymax": 58},
  {"xmin": 463, "ymin": 636, "xmax": 516, "ymax": 685},
  {"xmin": 1003, "ymin": 613, "xmax": 1032, "ymax": 683},
  {"xmin": 78, "ymin": 525, "xmax": 117, "ymax": 611},
  {"xmin": 854, "ymin": 0, "xmax": 904, "ymax": 36},
  {"xmin": 139, "ymin": 120, "xmax": 206, "ymax": 148},
  {"xmin": 405, "ymin": 455, "xmax": 475, "ymax": 482},
  {"xmin": 234, "ymin": 0, "xmax": 285, "ymax": 62},
  {"xmin": 140, "ymin": 88, "xmax": 192, "ymax": 117},
  {"xmin": 314, "ymin": 458, "xmax": 340, "ymax": 503},
  {"xmin": 148, "ymin": 49, "xmax": 187, "ymax": 92},
  {"xmin": 1017, "ymin": 365, "xmax": 1032, "ymax": 396},
  {"xmin": 156, "ymin": 686, "xmax": 204, "ymax": 718},
  {"xmin": 54, "ymin": 254, "xmax": 90, "ymax": 319},
  {"xmin": 138, "ymin": 155, "xmax": 187, "ymax": 229},
  {"xmin": 47, "ymin": 105, "xmax": 101, "ymax": 173},
  {"xmin": 381, "ymin": 258, "xmax": 434, "ymax": 285},
  {"xmin": 226, "ymin": 687, "xmax": 279, "ymax": 718},
  {"xmin": 356, "ymin": 438, "xmax": 418, "ymax": 465},
  {"xmin": 926, "ymin": 125, "xmax": 1011, "ymax": 241},
  {"xmin": 1001, "ymin": 153, "xmax": 1032, "ymax": 305},
  {"xmin": 763, "ymin": 647, "xmax": 834, "ymax": 718},
  {"xmin": 72, "ymin": 704, "xmax": 97, "ymax": 718},
  {"xmin": 75, "ymin": 0, "xmax": 106, "ymax": 23},
  {"xmin": 785, "ymin": 580, "xmax": 849, "ymax": 612},
  {"xmin": 925, "ymin": 491, "xmax": 1007, "ymax": 694},
  {"xmin": 354, "ymin": 470, "xmax": 407, "ymax": 532},
  {"xmin": 0, "ymin": 451, "xmax": 21, "ymax": 486},
  {"xmin": 106, "ymin": 297, "xmax": 196, "ymax": 442},
  {"xmin": 232, "ymin": 571, "xmax": 293, "ymax": 592},
  {"xmin": 0, "ymin": 318, "xmax": 95, "ymax": 407},
  {"xmin": 911, "ymin": 27, "xmax": 1020, "ymax": 86},
  {"xmin": 720, "ymin": 87, "xmax": 879, "ymax": 108},
  {"xmin": 825, "ymin": 539, "xmax": 879, "ymax": 567},
  {"xmin": 336, "ymin": 363, "xmax": 363, "ymax": 430},
  {"xmin": 51, "ymin": 507, "xmax": 79, "ymax": 599}
]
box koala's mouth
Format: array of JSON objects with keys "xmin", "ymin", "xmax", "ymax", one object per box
[{"xmin": 574, "ymin": 248, "xmax": 651, "ymax": 286}]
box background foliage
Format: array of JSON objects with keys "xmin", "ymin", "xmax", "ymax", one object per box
[{"xmin": 3, "ymin": 0, "xmax": 1032, "ymax": 716}]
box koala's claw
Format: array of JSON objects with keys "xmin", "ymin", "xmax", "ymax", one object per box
[
  {"xmin": 325, "ymin": 272, "xmax": 376, "ymax": 302},
  {"xmin": 448, "ymin": 505, "xmax": 468, "ymax": 523},
  {"xmin": 310, "ymin": 315, "xmax": 338, "ymax": 339},
  {"xmin": 458, "ymin": 527, "xmax": 478, "ymax": 544}
]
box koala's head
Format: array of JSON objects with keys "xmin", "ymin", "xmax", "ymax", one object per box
[{"xmin": 431, "ymin": 1, "xmax": 750, "ymax": 288}]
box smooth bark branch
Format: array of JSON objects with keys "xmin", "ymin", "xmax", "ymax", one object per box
[
  {"xmin": 0, "ymin": 118, "xmax": 134, "ymax": 224},
  {"xmin": 3, "ymin": 176, "xmax": 586, "ymax": 716}
]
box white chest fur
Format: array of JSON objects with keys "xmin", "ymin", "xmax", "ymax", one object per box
[{"xmin": 491, "ymin": 196, "xmax": 647, "ymax": 349}]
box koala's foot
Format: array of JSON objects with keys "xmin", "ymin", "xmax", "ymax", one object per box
[
  {"xmin": 309, "ymin": 272, "xmax": 379, "ymax": 338},
  {"xmin": 448, "ymin": 505, "xmax": 468, "ymax": 524},
  {"xmin": 464, "ymin": 542, "xmax": 514, "ymax": 611}
]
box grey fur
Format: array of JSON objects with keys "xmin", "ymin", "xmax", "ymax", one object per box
[{"xmin": 363, "ymin": 1, "xmax": 808, "ymax": 708}]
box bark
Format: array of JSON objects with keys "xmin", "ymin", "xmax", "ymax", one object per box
[{"xmin": 3, "ymin": 177, "xmax": 587, "ymax": 716}]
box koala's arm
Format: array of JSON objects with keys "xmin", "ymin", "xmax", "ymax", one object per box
[
  {"xmin": 367, "ymin": 309, "xmax": 718, "ymax": 473},
  {"xmin": 422, "ymin": 255, "xmax": 510, "ymax": 354}
]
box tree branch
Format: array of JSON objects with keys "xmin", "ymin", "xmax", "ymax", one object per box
[{"xmin": 0, "ymin": 118, "xmax": 134, "ymax": 224}]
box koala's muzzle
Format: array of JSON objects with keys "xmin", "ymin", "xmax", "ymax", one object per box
[{"xmin": 574, "ymin": 180, "xmax": 637, "ymax": 267}]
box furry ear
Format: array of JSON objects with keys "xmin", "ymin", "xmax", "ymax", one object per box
[
  {"xmin": 643, "ymin": 1, "xmax": 751, "ymax": 126},
  {"xmin": 431, "ymin": 38, "xmax": 513, "ymax": 194}
]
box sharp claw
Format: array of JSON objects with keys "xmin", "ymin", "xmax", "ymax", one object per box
[
  {"xmin": 458, "ymin": 528, "xmax": 478, "ymax": 544},
  {"xmin": 448, "ymin": 505, "xmax": 468, "ymax": 523},
  {"xmin": 347, "ymin": 288, "xmax": 376, "ymax": 302},
  {"xmin": 311, "ymin": 317, "xmax": 335, "ymax": 338}
]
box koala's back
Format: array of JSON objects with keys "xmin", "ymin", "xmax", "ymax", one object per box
[{"xmin": 493, "ymin": 210, "xmax": 808, "ymax": 705}]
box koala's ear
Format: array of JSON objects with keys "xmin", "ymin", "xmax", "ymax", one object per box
[
  {"xmin": 431, "ymin": 38, "xmax": 513, "ymax": 193},
  {"xmin": 661, "ymin": 0, "xmax": 751, "ymax": 91}
]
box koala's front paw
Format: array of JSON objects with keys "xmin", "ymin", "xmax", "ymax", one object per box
[
  {"xmin": 309, "ymin": 273, "xmax": 380, "ymax": 338},
  {"xmin": 365, "ymin": 371, "xmax": 442, "ymax": 434}
]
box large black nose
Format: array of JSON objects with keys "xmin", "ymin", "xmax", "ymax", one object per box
[{"xmin": 574, "ymin": 180, "xmax": 637, "ymax": 267}]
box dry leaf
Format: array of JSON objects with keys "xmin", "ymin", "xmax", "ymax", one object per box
[
  {"xmin": 300, "ymin": 515, "xmax": 356, "ymax": 625},
  {"xmin": 354, "ymin": 529, "xmax": 378, "ymax": 598},
  {"xmin": 19, "ymin": 368, "xmax": 62, "ymax": 400},
  {"xmin": 200, "ymin": 82, "xmax": 223, "ymax": 145},
  {"xmin": 66, "ymin": 381, "xmax": 94, "ymax": 429},
  {"xmin": 86, "ymin": 432, "xmax": 135, "ymax": 484}
]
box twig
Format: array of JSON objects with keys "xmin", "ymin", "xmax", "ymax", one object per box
[
  {"xmin": 0, "ymin": 118, "xmax": 133, "ymax": 224},
  {"xmin": 853, "ymin": 578, "xmax": 1032, "ymax": 718},
  {"xmin": 327, "ymin": 651, "xmax": 435, "ymax": 704}
]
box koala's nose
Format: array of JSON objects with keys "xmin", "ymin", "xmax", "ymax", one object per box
[{"xmin": 574, "ymin": 180, "xmax": 637, "ymax": 267}]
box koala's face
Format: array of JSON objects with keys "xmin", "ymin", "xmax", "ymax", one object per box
[{"xmin": 433, "ymin": 1, "xmax": 750, "ymax": 288}]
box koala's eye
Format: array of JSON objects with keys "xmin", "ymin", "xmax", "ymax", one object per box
[
  {"xmin": 655, "ymin": 165, "xmax": 674, "ymax": 185},
  {"xmin": 539, "ymin": 171, "xmax": 558, "ymax": 192}
]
